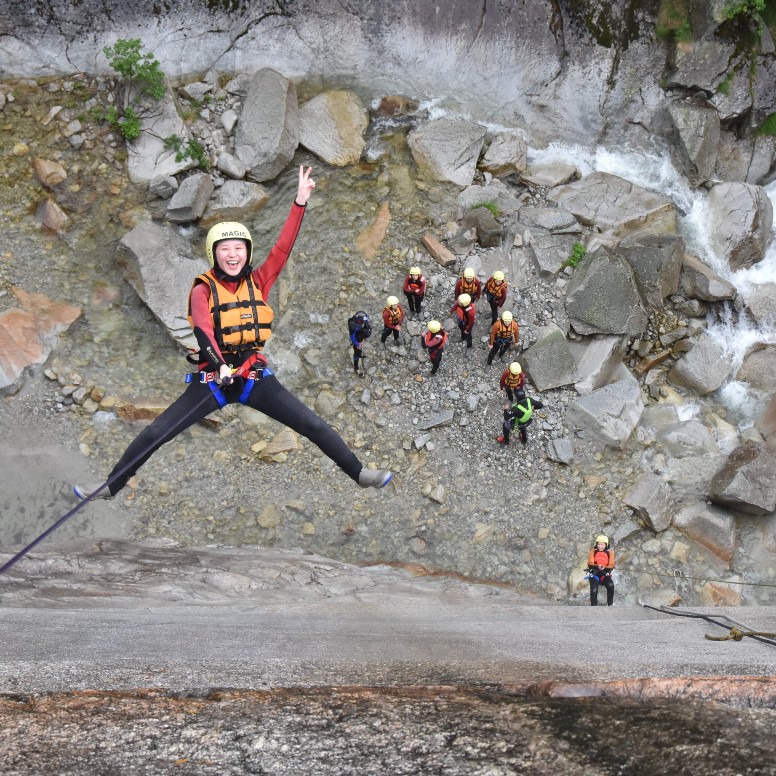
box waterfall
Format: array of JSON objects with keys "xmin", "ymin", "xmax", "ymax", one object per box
[{"xmin": 529, "ymin": 141, "xmax": 776, "ymax": 429}]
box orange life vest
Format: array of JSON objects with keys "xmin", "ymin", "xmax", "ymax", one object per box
[
  {"xmin": 385, "ymin": 305, "xmax": 403, "ymax": 326},
  {"xmin": 493, "ymin": 320, "xmax": 517, "ymax": 343},
  {"xmin": 459, "ymin": 276, "xmax": 479, "ymax": 296},
  {"xmin": 587, "ymin": 547, "xmax": 615, "ymax": 569},
  {"xmin": 485, "ymin": 277, "xmax": 506, "ymax": 299},
  {"xmin": 503, "ymin": 370, "xmax": 523, "ymax": 390},
  {"xmin": 188, "ymin": 270, "xmax": 273, "ymax": 351}
]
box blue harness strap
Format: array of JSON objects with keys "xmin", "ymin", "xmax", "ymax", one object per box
[
  {"xmin": 185, "ymin": 367, "xmax": 274, "ymax": 406},
  {"xmin": 238, "ymin": 367, "xmax": 273, "ymax": 404},
  {"xmin": 208, "ymin": 379, "xmax": 227, "ymax": 408}
]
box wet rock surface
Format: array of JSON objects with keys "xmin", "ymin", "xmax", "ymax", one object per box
[{"xmin": 2, "ymin": 686, "xmax": 775, "ymax": 776}]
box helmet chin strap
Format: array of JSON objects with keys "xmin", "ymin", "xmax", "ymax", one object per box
[{"xmin": 213, "ymin": 262, "xmax": 252, "ymax": 283}]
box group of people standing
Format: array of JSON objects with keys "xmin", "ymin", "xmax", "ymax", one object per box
[{"xmin": 347, "ymin": 265, "xmax": 546, "ymax": 448}]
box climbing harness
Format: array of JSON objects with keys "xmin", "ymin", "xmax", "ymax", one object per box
[{"xmin": 0, "ymin": 356, "xmax": 266, "ymax": 577}]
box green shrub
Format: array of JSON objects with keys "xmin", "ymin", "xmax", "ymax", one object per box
[
  {"xmin": 101, "ymin": 38, "xmax": 166, "ymax": 141},
  {"xmin": 562, "ymin": 242, "xmax": 587, "ymax": 269},
  {"xmin": 656, "ymin": 0, "xmax": 693, "ymax": 42},
  {"xmin": 164, "ymin": 134, "xmax": 211, "ymax": 170},
  {"xmin": 103, "ymin": 38, "xmax": 165, "ymax": 100},
  {"xmin": 757, "ymin": 112, "xmax": 776, "ymax": 135},
  {"xmin": 470, "ymin": 201, "xmax": 501, "ymax": 218}
]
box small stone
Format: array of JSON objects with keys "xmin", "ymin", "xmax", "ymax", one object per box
[{"xmin": 301, "ymin": 521, "xmax": 315, "ymax": 535}]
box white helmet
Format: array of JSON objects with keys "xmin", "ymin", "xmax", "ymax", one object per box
[
  {"xmin": 458, "ymin": 293, "xmax": 471, "ymax": 306},
  {"xmin": 386, "ymin": 295, "xmax": 400, "ymax": 307},
  {"xmin": 501, "ymin": 311, "xmax": 513, "ymax": 323}
]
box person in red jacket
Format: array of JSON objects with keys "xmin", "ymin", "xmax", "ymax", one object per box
[
  {"xmin": 73, "ymin": 166, "xmax": 393, "ymax": 499},
  {"xmin": 402, "ymin": 267, "xmax": 426, "ymax": 320},
  {"xmin": 484, "ymin": 270, "xmax": 508, "ymax": 325},
  {"xmin": 380, "ymin": 295, "xmax": 405, "ymax": 346},
  {"xmin": 454, "ymin": 267, "xmax": 482, "ymax": 303},
  {"xmin": 499, "ymin": 361, "xmax": 525, "ymax": 402},
  {"xmin": 587, "ymin": 535, "xmax": 615, "ymax": 606},
  {"xmin": 450, "ymin": 292, "xmax": 476, "ymax": 349},
  {"xmin": 421, "ymin": 319, "xmax": 448, "ymax": 375}
]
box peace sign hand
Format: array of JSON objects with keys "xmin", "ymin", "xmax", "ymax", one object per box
[{"xmin": 296, "ymin": 165, "xmax": 315, "ymax": 206}]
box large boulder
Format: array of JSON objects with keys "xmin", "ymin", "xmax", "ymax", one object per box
[
  {"xmin": 618, "ymin": 234, "xmax": 684, "ymax": 308},
  {"xmin": 680, "ymin": 253, "xmax": 737, "ymax": 302},
  {"xmin": 745, "ymin": 282, "xmax": 776, "ymax": 327},
  {"xmin": 623, "ymin": 474, "xmax": 676, "ymax": 533},
  {"xmin": 235, "ymin": 68, "xmax": 299, "ymax": 182},
  {"xmin": 200, "ymin": 180, "xmax": 270, "ymax": 227},
  {"xmin": 568, "ymin": 335, "xmax": 628, "ymax": 396},
  {"xmin": 673, "ymin": 502, "xmax": 737, "ymax": 565},
  {"xmin": 707, "ymin": 441, "xmax": 776, "ymax": 516},
  {"xmin": 298, "ymin": 90, "xmax": 368, "ymax": 166},
  {"xmin": 479, "ymin": 132, "xmax": 527, "ymax": 177},
  {"xmin": 706, "ymin": 182, "xmax": 773, "ymax": 270},
  {"xmin": 567, "ymin": 375, "xmax": 644, "ymax": 449},
  {"xmin": 518, "ymin": 207, "xmax": 581, "ymax": 234},
  {"xmin": 407, "ymin": 118, "xmax": 487, "ymax": 186},
  {"xmin": 737, "ymin": 343, "xmax": 776, "ymax": 391},
  {"xmin": 166, "ymin": 173, "xmax": 214, "ymax": 223},
  {"xmin": 564, "ymin": 248, "xmax": 648, "ymax": 336},
  {"xmin": 754, "ymin": 393, "xmax": 776, "ymax": 450},
  {"xmin": 666, "ymin": 38, "xmax": 737, "ymax": 93},
  {"xmin": 525, "ymin": 233, "xmax": 578, "ymax": 278},
  {"xmin": 663, "ymin": 101, "xmax": 720, "ymax": 184},
  {"xmin": 667, "ymin": 333, "xmax": 734, "ymax": 395},
  {"xmin": 127, "ymin": 87, "xmax": 195, "ymax": 184},
  {"xmin": 521, "ymin": 327, "xmax": 579, "ymax": 391},
  {"xmin": 116, "ymin": 222, "xmax": 209, "ymax": 349},
  {"xmin": 456, "ymin": 179, "xmax": 523, "ymax": 219},
  {"xmin": 0, "ymin": 288, "xmax": 81, "ymax": 394},
  {"xmin": 547, "ymin": 171, "xmax": 677, "ymax": 238}
]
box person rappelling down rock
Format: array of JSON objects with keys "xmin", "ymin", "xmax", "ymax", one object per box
[{"xmin": 73, "ymin": 166, "xmax": 393, "ymax": 501}]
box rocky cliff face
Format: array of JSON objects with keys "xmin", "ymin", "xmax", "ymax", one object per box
[{"xmin": 2, "ymin": 0, "xmax": 669, "ymax": 147}]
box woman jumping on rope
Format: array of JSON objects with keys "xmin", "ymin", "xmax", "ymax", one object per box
[{"xmin": 74, "ymin": 165, "xmax": 392, "ymax": 500}]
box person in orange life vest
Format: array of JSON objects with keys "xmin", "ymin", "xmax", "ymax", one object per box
[
  {"xmin": 450, "ymin": 292, "xmax": 476, "ymax": 348},
  {"xmin": 402, "ymin": 267, "xmax": 426, "ymax": 319},
  {"xmin": 73, "ymin": 166, "xmax": 392, "ymax": 500},
  {"xmin": 380, "ymin": 295, "xmax": 405, "ymax": 345},
  {"xmin": 497, "ymin": 388, "xmax": 544, "ymax": 446},
  {"xmin": 484, "ymin": 270, "xmax": 508, "ymax": 325},
  {"xmin": 454, "ymin": 267, "xmax": 482, "ymax": 303},
  {"xmin": 421, "ymin": 319, "xmax": 448, "ymax": 375},
  {"xmin": 587, "ymin": 534, "xmax": 615, "ymax": 606},
  {"xmin": 500, "ymin": 361, "xmax": 525, "ymax": 402},
  {"xmin": 486, "ymin": 310, "xmax": 519, "ymax": 366}
]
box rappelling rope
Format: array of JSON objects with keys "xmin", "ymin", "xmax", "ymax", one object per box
[
  {"xmin": 0, "ymin": 360, "xmax": 255, "ymax": 577},
  {"xmin": 642, "ymin": 604, "xmax": 776, "ymax": 648},
  {"xmin": 619, "ymin": 565, "xmax": 776, "ymax": 590},
  {"xmin": 704, "ymin": 626, "xmax": 776, "ymax": 642}
]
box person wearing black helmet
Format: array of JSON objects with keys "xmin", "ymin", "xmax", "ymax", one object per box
[
  {"xmin": 73, "ymin": 166, "xmax": 393, "ymax": 500},
  {"xmin": 348, "ymin": 310, "xmax": 372, "ymax": 376},
  {"xmin": 497, "ymin": 388, "xmax": 544, "ymax": 446}
]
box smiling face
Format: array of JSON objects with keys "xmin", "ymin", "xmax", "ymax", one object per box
[{"xmin": 214, "ymin": 239, "xmax": 249, "ymax": 276}]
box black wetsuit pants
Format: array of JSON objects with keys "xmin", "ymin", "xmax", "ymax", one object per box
[
  {"xmin": 487, "ymin": 339, "xmax": 512, "ymax": 365},
  {"xmin": 589, "ymin": 575, "xmax": 615, "ymax": 606},
  {"xmin": 104, "ymin": 373, "xmax": 362, "ymax": 495},
  {"xmin": 405, "ymin": 293, "xmax": 424, "ymax": 315},
  {"xmin": 381, "ymin": 326, "xmax": 400, "ymax": 343}
]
